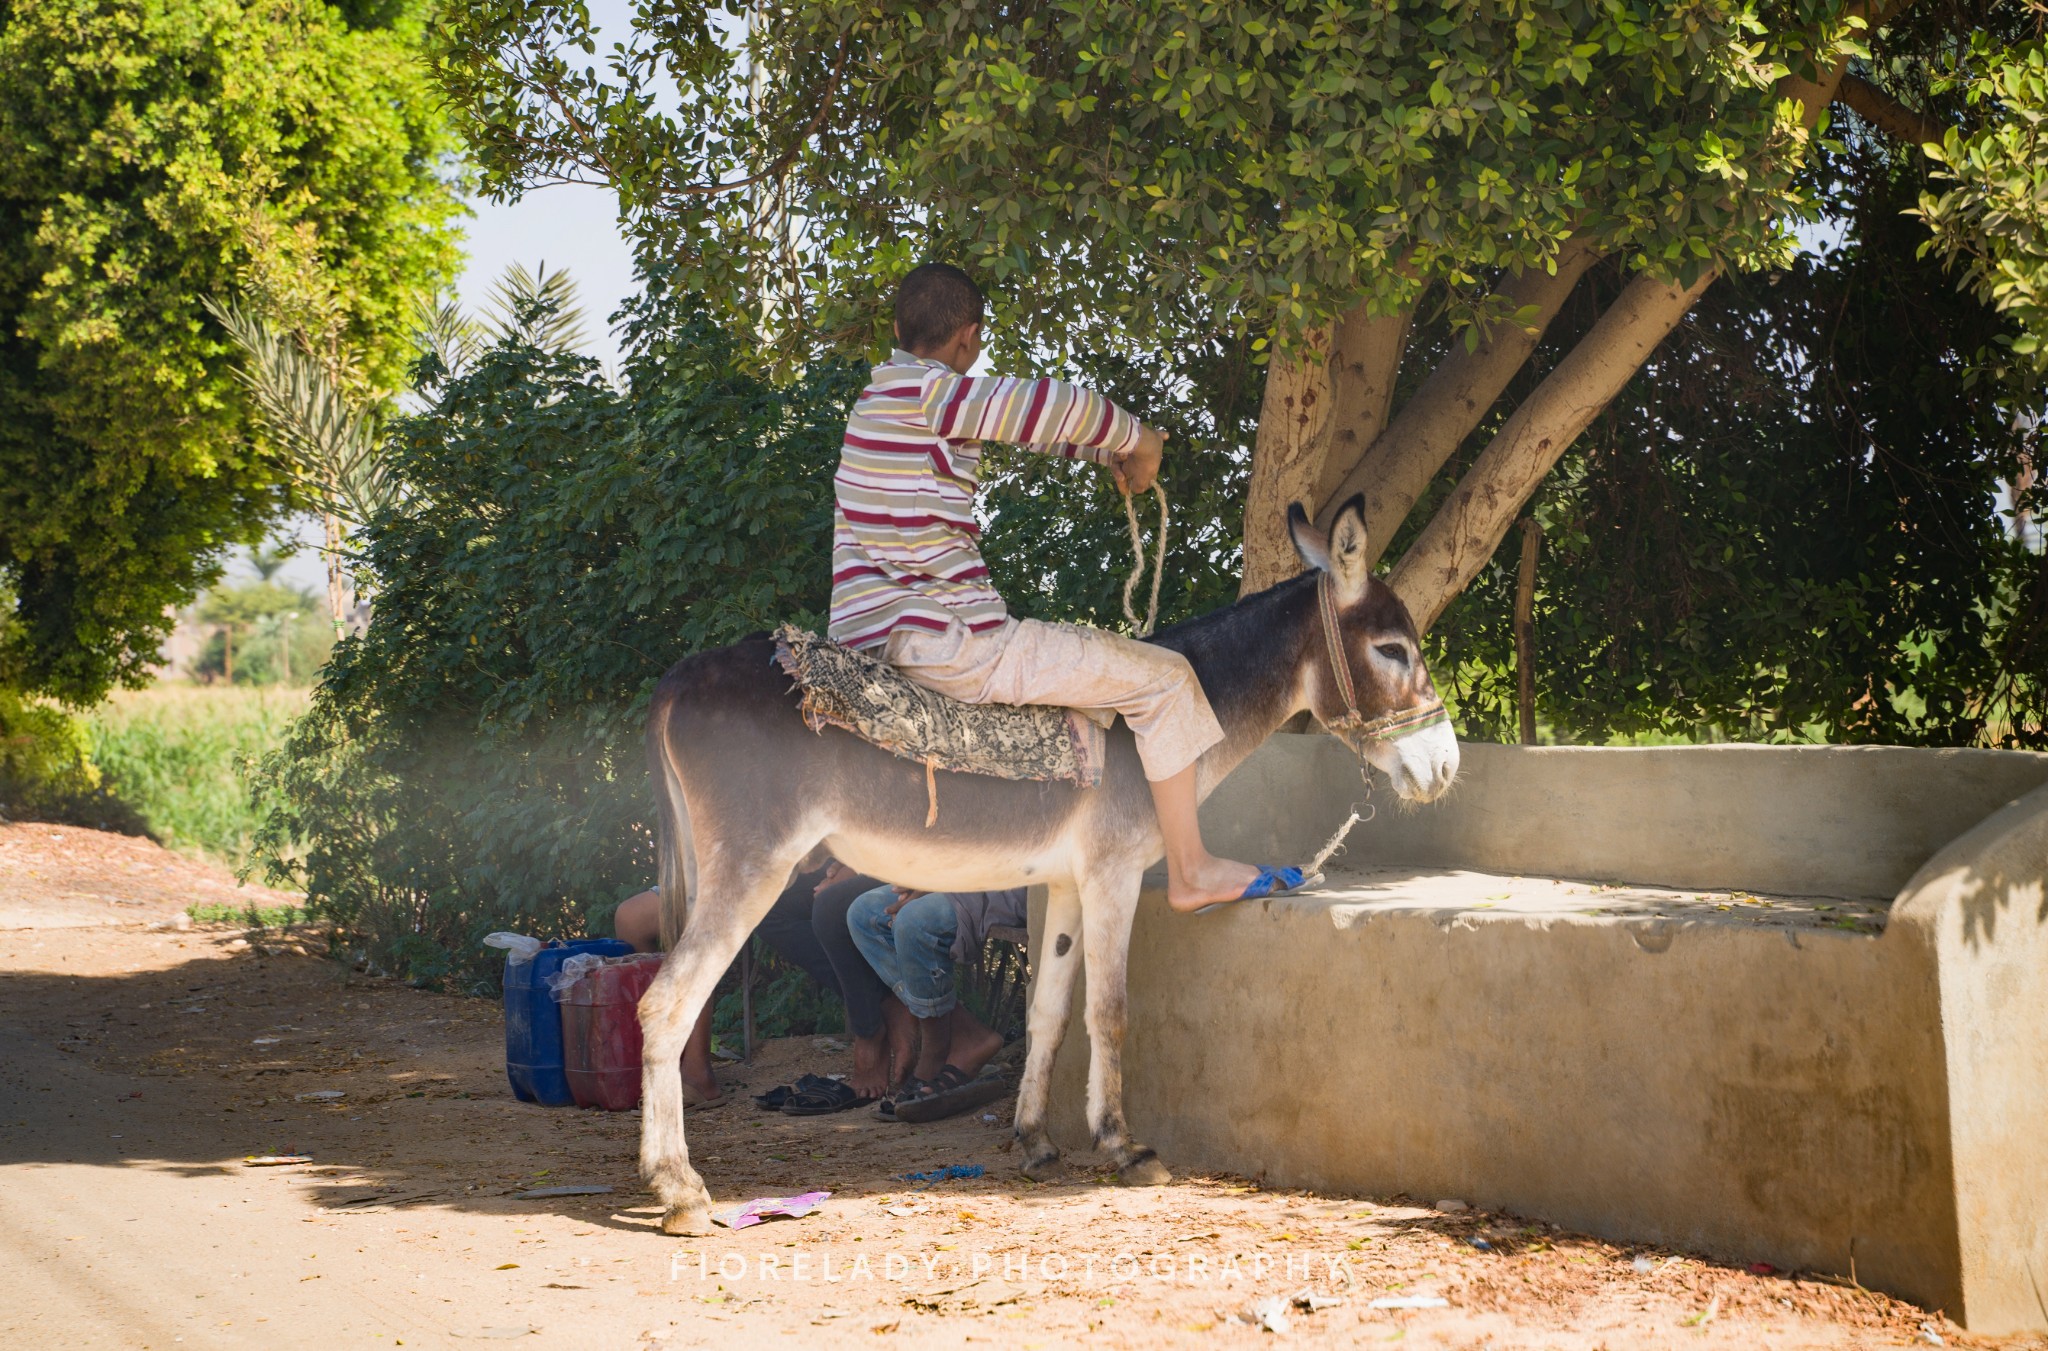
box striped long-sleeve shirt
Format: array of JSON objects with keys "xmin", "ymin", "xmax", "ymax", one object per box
[{"xmin": 828, "ymin": 350, "xmax": 1143, "ymax": 649}]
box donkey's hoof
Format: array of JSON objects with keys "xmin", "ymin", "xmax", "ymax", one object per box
[
  {"xmin": 1117, "ymin": 1149, "xmax": 1172, "ymax": 1187},
  {"xmin": 660, "ymin": 1202, "xmax": 714, "ymax": 1236},
  {"xmin": 1019, "ymin": 1149, "xmax": 1063, "ymax": 1183}
]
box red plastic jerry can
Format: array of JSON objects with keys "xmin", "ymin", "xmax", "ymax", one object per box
[{"xmin": 562, "ymin": 952, "xmax": 665, "ymax": 1111}]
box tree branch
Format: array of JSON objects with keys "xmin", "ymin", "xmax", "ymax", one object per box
[
  {"xmin": 510, "ymin": 36, "xmax": 850, "ymax": 202},
  {"xmin": 1384, "ymin": 5, "xmax": 1891, "ymax": 632},
  {"xmin": 1389, "ymin": 268, "xmax": 1716, "ymax": 631},
  {"xmin": 1319, "ymin": 234, "xmax": 1603, "ymax": 561},
  {"xmin": 1835, "ymin": 72, "xmax": 1945, "ymax": 148}
]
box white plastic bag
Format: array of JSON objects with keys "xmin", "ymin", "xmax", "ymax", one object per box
[
  {"xmin": 483, "ymin": 932, "xmax": 544, "ymax": 965},
  {"xmin": 547, "ymin": 951, "xmax": 606, "ymax": 1001}
]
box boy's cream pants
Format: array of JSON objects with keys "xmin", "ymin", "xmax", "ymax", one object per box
[{"xmin": 884, "ymin": 616, "xmax": 1224, "ymax": 782}]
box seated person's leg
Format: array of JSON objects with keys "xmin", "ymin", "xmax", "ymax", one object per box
[
  {"xmin": 612, "ymin": 887, "xmax": 721, "ymax": 1106},
  {"xmin": 812, "ymin": 874, "xmax": 916, "ymax": 1098},
  {"xmin": 844, "ymin": 883, "xmax": 913, "ymax": 1002},
  {"xmin": 753, "ymin": 866, "xmax": 842, "ymax": 992},
  {"xmin": 849, "ymin": 890, "xmax": 1002, "ymax": 1085}
]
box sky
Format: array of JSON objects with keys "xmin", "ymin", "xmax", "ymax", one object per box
[{"xmin": 456, "ymin": 184, "xmax": 639, "ymax": 372}]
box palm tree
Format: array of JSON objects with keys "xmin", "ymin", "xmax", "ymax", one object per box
[{"xmin": 209, "ymin": 263, "xmax": 593, "ymax": 633}]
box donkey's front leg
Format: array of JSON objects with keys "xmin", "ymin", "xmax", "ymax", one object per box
[
  {"xmin": 1080, "ymin": 864, "xmax": 1170, "ymax": 1186},
  {"xmin": 1013, "ymin": 878, "xmax": 1083, "ymax": 1182},
  {"xmin": 638, "ymin": 848, "xmax": 797, "ymax": 1235}
]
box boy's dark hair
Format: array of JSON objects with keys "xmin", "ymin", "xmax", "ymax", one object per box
[{"xmin": 894, "ymin": 263, "xmax": 984, "ymax": 352}]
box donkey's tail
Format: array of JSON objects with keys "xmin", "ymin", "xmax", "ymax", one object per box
[{"xmin": 646, "ymin": 678, "xmax": 696, "ymax": 952}]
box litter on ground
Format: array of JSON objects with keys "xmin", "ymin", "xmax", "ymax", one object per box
[{"xmin": 710, "ymin": 1190, "xmax": 831, "ymax": 1230}]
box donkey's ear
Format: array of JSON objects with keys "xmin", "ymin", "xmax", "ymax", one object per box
[
  {"xmin": 1327, "ymin": 493, "xmax": 1370, "ymax": 602},
  {"xmin": 1287, "ymin": 502, "xmax": 1334, "ymax": 573}
]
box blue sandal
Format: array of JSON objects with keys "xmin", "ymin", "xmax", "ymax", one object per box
[{"xmin": 1189, "ymin": 865, "xmax": 1317, "ymax": 916}]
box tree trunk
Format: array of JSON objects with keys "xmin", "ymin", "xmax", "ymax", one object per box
[
  {"xmin": 1391, "ymin": 268, "xmax": 1716, "ymax": 631},
  {"xmin": 1514, "ymin": 519, "xmax": 1542, "ymax": 745},
  {"xmin": 1319, "ymin": 235, "xmax": 1602, "ymax": 562},
  {"xmin": 1381, "ymin": 24, "xmax": 1873, "ymax": 631},
  {"xmin": 324, "ymin": 512, "xmax": 349, "ymax": 638},
  {"xmin": 1311, "ymin": 303, "xmax": 1412, "ymax": 511},
  {"xmin": 1238, "ymin": 324, "xmax": 1335, "ymax": 594}
]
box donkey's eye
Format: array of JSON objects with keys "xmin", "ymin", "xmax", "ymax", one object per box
[{"xmin": 1374, "ymin": 642, "xmax": 1410, "ymax": 666}]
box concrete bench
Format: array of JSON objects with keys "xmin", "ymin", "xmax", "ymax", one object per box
[{"xmin": 1033, "ymin": 737, "xmax": 2048, "ymax": 1333}]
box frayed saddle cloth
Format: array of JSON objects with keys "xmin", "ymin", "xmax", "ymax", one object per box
[{"xmin": 773, "ymin": 626, "xmax": 1105, "ymax": 811}]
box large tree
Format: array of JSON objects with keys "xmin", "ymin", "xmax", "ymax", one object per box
[
  {"xmin": 432, "ymin": 0, "xmax": 2042, "ymax": 719},
  {"xmin": 0, "ymin": 0, "xmax": 463, "ymax": 703}
]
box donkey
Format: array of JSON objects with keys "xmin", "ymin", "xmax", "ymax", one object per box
[{"xmin": 637, "ymin": 497, "xmax": 1459, "ymax": 1234}]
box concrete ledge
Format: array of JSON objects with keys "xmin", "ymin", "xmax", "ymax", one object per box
[
  {"xmin": 1198, "ymin": 738, "xmax": 2048, "ymax": 899},
  {"xmin": 1036, "ymin": 739, "xmax": 2048, "ymax": 1332}
]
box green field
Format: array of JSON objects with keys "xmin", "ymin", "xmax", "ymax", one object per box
[{"xmin": 87, "ymin": 684, "xmax": 307, "ymax": 866}]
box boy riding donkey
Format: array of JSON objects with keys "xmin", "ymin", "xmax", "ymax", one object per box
[{"xmin": 833, "ymin": 264, "xmax": 1313, "ymax": 920}]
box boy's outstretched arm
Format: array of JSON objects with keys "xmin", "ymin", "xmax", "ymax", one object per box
[{"xmin": 920, "ymin": 370, "xmax": 1148, "ymax": 466}]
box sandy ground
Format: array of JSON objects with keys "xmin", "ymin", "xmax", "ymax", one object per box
[{"xmin": 1, "ymin": 822, "xmax": 2037, "ymax": 1351}]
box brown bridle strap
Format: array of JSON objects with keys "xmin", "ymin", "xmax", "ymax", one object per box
[{"xmin": 1317, "ymin": 572, "xmax": 1449, "ymax": 743}]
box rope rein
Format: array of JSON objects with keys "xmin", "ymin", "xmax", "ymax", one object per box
[{"xmin": 1120, "ymin": 484, "xmax": 1169, "ymax": 638}]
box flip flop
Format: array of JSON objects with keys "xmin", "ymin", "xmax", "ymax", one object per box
[
  {"xmin": 781, "ymin": 1076, "xmax": 861, "ymax": 1116},
  {"xmin": 872, "ymin": 1082, "xmax": 912, "ymax": 1121},
  {"xmin": 753, "ymin": 1073, "xmax": 838, "ymax": 1112},
  {"xmin": 890, "ymin": 1065, "xmax": 1011, "ymax": 1124},
  {"xmin": 1188, "ymin": 865, "xmax": 1319, "ymax": 916}
]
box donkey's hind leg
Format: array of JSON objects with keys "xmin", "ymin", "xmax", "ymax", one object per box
[
  {"xmin": 1013, "ymin": 878, "xmax": 1083, "ymax": 1182},
  {"xmin": 1080, "ymin": 865, "xmax": 1170, "ymax": 1186},
  {"xmin": 638, "ymin": 843, "xmax": 803, "ymax": 1235}
]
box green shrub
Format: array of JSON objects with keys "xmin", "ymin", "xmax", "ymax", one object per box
[
  {"xmin": 88, "ymin": 686, "xmax": 303, "ymax": 862},
  {"xmin": 253, "ymin": 278, "xmax": 865, "ymax": 991},
  {"xmin": 0, "ymin": 685, "xmax": 141, "ymax": 830}
]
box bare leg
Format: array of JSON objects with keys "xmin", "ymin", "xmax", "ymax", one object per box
[
  {"xmin": 850, "ymin": 994, "xmax": 918, "ymax": 1098},
  {"xmin": 1148, "ymin": 764, "xmax": 1263, "ymax": 912},
  {"xmin": 883, "ymin": 996, "xmax": 919, "ymax": 1088},
  {"xmin": 681, "ymin": 1013, "xmax": 721, "ymax": 1105},
  {"xmin": 909, "ymin": 1004, "xmax": 1002, "ymax": 1082}
]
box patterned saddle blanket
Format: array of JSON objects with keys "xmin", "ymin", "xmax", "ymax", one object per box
[{"xmin": 772, "ymin": 625, "xmax": 1104, "ymax": 790}]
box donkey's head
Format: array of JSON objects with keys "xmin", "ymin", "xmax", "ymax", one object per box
[{"xmin": 1287, "ymin": 496, "xmax": 1459, "ymax": 803}]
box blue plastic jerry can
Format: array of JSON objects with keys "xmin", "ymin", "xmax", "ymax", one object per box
[{"xmin": 504, "ymin": 938, "xmax": 633, "ymax": 1105}]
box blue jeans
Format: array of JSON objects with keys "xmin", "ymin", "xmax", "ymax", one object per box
[{"xmin": 847, "ymin": 885, "xmax": 957, "ymax": 1020}]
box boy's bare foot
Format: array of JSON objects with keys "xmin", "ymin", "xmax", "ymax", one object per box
[{"xmin": 1164, "ymin": 854, "xmax": 1265, "ymax": 913}]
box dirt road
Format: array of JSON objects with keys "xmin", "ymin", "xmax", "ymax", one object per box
[{"xmin": 0, "ymin": 822, "xmax": 2026, "ymax": 1349}]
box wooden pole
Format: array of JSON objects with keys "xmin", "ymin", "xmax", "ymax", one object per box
[{"xmin": 1514, "ymin": 518, "xmax": 1542, "ymax": 745}]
